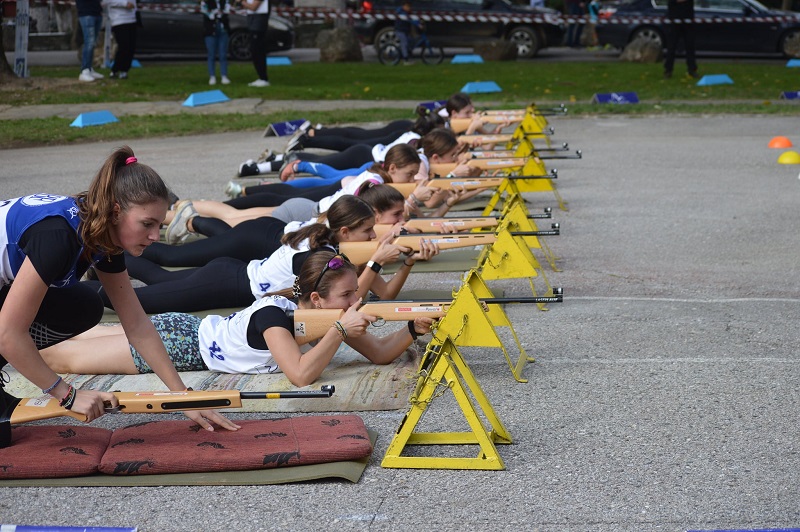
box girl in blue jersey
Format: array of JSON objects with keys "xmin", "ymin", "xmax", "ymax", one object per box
[
  {"xmin": 0, "ymin": 146, "xmax": 238, "ymax": 445},
  {"xmin": 43, "ymin": 251, "xmax": 434, "ymax": 388}
]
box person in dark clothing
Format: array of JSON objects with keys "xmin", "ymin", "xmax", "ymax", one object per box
[
  {"xmin": 564, "ymin": 0, "xmax": 585, "ymax": 48},
  {"xmin": 663, "ymin": 0, "xmax": 698, "ymax": 79}
]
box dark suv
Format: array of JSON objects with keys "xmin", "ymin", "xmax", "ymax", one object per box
[{"xmin": 349, "ymin": 0, "xmax": 566, "ymax": 58}]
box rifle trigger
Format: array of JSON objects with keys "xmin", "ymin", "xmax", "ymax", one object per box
[
  {"xmin": 372, "ymin": 317, "xmax": 386, "ymax": 328},
  {"xmin": 103, "ymin": 400, "xmax": 123, "ymax": 414}
]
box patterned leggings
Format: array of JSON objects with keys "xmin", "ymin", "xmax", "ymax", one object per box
[{"xmin": 130, "ymin": 313, "xmax": 207, "ymax": 373}]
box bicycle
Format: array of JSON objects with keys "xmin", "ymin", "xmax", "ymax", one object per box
[{"xmin": 378, "ymin": 26, "xmax": 444, "ymax": 66}]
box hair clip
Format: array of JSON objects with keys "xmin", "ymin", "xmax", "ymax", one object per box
[{"xmin": 291, "ymin": 277, "xmax": 302, "ymax": 299}]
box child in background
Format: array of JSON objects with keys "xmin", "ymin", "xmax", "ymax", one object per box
[{"xmin": 587, "ymin": 0, "xmax": 601, "ymax": 50}]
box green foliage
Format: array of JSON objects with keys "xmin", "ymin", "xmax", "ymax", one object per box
[{"xmin": 1, "ymin": 60, "xmax": 798, "ymax": 148}]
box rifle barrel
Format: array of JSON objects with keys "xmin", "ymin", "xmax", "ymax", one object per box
[
  {"xmin": 240, "ymin": 385, "xmax": 335, "ymax": 399},
  {"xmin": 376, "ymin": 294, "xmax": 564, "ymax": 305}
]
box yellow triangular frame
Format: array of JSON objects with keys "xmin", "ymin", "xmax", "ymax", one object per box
[
  {"xmin": 381, "ymin": 335, "xmax": 511, "ymax": 470},
  {"xmin": 433, "ymin": 270, "xmax": 534, "ymax": 382}
]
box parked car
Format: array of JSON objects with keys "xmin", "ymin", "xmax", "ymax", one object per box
[
  {"xmin": 348, "ymin": 0, "xmax": 566, "ymax": 58},
  {"xmin": 596, "ymin": 0, "xmax": 800, "ymax": 57},
  {"xmin": 136, "ymin": 0, "xmax": 294, "ymax": 60}
]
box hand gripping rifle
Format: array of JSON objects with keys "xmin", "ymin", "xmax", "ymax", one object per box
[
  {"xmin": 287, "ymin": 292, "xmax": 564, "ymax": 345},
  {"xmin": 338, "ymin": 227, "xmax": 559, "ymax": 265},
  {"xmin": 1, "ymin": 386, "xmax": 335, "ymax": 446}
]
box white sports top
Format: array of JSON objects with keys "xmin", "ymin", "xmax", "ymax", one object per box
[{"xmin": 198, "ymin": 296, "xmax": 307, "ymax": 374}]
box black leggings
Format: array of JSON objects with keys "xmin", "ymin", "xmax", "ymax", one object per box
[
  {"xmin": 139, "ymin": 216, "xmax": 287, "ymax": 266},
  {"xmin": 315, "ymin": 120, "xmax": 412, "ymax": 140},
  {"xmin": 0, "ymin": 283, "xmax": 104, "ymax": 367},
  {"xmin": 302, "ymin": 131, "xmax": 404, "ymax": 152},
  {"xmin": 291, "ymin": 144, "xmax": 375, "ymax": 171},
  {"xmin": 86, "ymin": 257, "xmax": 253, "ymax": 314},
  {"xmin": 228, "ymin": 181, "xmax": 342, "ymax": 209}
]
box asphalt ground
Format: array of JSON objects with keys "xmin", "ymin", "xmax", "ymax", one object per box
[{"xmin": 1, "ymin": 113, "xmax": 800, "ymax": 531}]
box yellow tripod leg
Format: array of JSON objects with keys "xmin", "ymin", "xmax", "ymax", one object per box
[{"xmin": 381, "ymin": 336, "xmax": 510, "ymax": 470}]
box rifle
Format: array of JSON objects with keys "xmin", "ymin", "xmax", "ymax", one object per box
[
  {"xmin": 5, "ymin": 386, "xmax": 335, "ymax": 426},
  {"xmin": 372, "ymin": 210, "xmax": 553, "ymax": 237},
  {"xmin": 339, "ymin": 227, "xmax": 560, "ymax": 264},
  {"xmin": 449, "ymin": 116, "xmax": 523, "ymax": 134},
  {"xmin": 287, "ymin": 293, "xmax": 563, "ymax": 345},
  {"xmin": 429, "ymin": 163, "xmax": 558, "ymax": 181},
  {"xmin": 339, "ymin": 232, "xmax": 496, "ymax": 265}
]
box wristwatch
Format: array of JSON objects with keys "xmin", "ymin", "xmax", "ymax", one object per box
[{"xmin": 367, "ymin": 260, "xmax": 383, "ymax": 274}]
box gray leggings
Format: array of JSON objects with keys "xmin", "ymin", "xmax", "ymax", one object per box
[{"xmin": 270, "ymin": 197, "xmax": 319, "ymax": 224}]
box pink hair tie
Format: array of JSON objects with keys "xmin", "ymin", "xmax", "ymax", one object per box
[{"xmin": 125, "ymin": 156, "xmax": 137, "ymax": 165}]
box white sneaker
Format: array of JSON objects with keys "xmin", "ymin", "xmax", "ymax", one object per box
[
  {"xmin": 209, "ymin": 76, "xmax": 217, "ymax": 86},
  {"xmin": 248, "ymin": 79, "xmax": 270, "ymax": 87},
  {"xmin": 90, "ymin": 68, "xmax": 104, "ymax": 79},
  {"xmin": 225, "ymin": 180, "xmax": 244, "ymax": 199},
  {"xmin": 78, "ymin": 69, "xmax": 95, "ymax": 82},
  {"xmin": 165, "ymin": 200, "xmax": 198, "ymax": 245},
  {"xmin": 221, "ymin": 76, "xmax": 231, "ymax": 85}
]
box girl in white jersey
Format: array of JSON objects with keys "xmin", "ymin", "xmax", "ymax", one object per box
[
  {"xmin": 0, "ymin": 146, "xmax": 238, "ymax": 445},
  {"xmin": 43, "ymin": 251, "xmax": 435, "ymax": 388}
]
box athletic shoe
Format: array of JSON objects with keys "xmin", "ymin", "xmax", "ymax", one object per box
[
  {"xmin": 109, "ymin": 71, "xmax": 117, "ymax": 79},
  {"xmin": 165, "ymin": 200, "xmax": 197, "ymax": 245},
  {"xmin": 238, "ymin": 160, "xmax": 259, "ymax": 177},
  {"xmin": 225, "ymin": 181, "xmax": 243, "ymax": 199},
  {"xmin": 209, "ymin": 75, "xmax": 217, "ymax": 86},
  {"xmin": 248, "ymin": 79, "xmax": 270, "ymax": 87},
  {"xmin": 257, "ymin": 148, "xmax": 276, "ymax": 163},
  {"xmin": 90, "ymin": 68, "xmax": 104, "ymax": 79},
  {"xmin": 221, "ymin": 76, "xmax": 231, "ymax": 85},
  {"xmin": 119, "ymin": 72, "xmax": 128, "ymax": 80},
  {"xmin": 285, "ymin": 131, "xmax": 306, "ymax": 152},
  {"xmin": 79, "ymin": 69, "xmax": 95, "ymax": 82}
]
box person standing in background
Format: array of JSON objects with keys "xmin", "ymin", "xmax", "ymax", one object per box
[
  {"xmin": 663, "ymin": 0, "xmax": 698, "ymax": 79},
  {"xmin": 240, "ymin": 0, "xmax": 270, "ymax": 87},
  {"xmin": 76, "ymin": 0, "xmax": 105, "ymax": 82},
  {"xmin": 586, "ymin": 0, "xmax": 600, "ymax": 49},
  {"xmin": 201, "ymin": 0, "xmax": 231, "ymax": 86},
  {"xmin": 564, "ymin": 0, "xmax": 585, "ymax": 48},
  {"xmin": 103, "ymin": 0, "xmax": 138, "ymax": 79}
]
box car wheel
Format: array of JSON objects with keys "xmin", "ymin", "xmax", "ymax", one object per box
[
  {"xmin": 373, "ymin": 26, "xmax": 398, "ymax": 53},
  {"xmin": 229, "ymin": 29, "xmax": 252, "ymax": 61},
  {"xmin": 630, "ymin": 26, "xmax": 664, "ymax": 48},
  {"xmin": 780, "ymin": 29, "xmax": 800, "ymax": 58},
  {"xmin": 507, "ymin": 26, "xmax": 540, "ymax": 59}
]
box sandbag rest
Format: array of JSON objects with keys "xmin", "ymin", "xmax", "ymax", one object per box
[{"xmin": 0, "ymin": 415, "xmax": 372, "ymax": 480}]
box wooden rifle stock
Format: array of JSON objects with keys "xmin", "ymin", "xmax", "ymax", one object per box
[
  {"xmin": 458, "ymin": 133, "xmax": 514, "ymax": 145},
  {"xmin": 427, "ymin": 177, "xmax": 505, "ymax": 190},
  {"xmin": 374, "ymin": 217, "xmax": 501, "ymax": 236},
  {"xmin": 429, "ymin": 157, "xmax": 528, "ymax": 177},
  {"xmin": 8, "ymin": 387, "xmax": 335, "ymax": 425},
  {"xmin": 387, "ymin": 182, "xmax": 417, "ymax": 197},
  {"xmin": 339, "ymin": 232, "xmax": 499, "ymax": 264},
  {"xmin": 288, "ymin": 294, "xmax": 563, "ymax": 345}
]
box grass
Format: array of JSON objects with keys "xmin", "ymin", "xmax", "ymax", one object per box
[{"xmin": 1, "ymin": 60, "xmax": 798, "ymax": 148}]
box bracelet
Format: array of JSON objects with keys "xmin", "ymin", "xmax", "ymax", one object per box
[
  {"xmin": 59, "ymin": 385, "xmax": 77, "ymax": 410},
  {"xmin": 409, "ymin": 193, "xmax": 423, "ymax": 207},
  {"xmin": 367, "ymin": 260, "xmax": 383, "ymax": 274},
  {"xmin": 407, "ymin": 320, "xmax": 419, "ymax": 340},
  {"xmin": 403, "ymin": 259, "xmax": 414, "ymax": 267},
  {"xmin": 333, "ymin": 321, "xmax": 347, "ymax": 340},
  {"xmin": 42, "ymin": 376, "xmax": 62, "ymax": 395}
]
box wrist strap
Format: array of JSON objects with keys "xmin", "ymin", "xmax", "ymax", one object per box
[{"xmin": 407, "ymin": 320, "xmax": 419, "ymax": 340}]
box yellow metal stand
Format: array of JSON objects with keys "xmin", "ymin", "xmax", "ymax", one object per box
[
  {"xmin": 497, "ymin": 207, "xmax": 561, "ymax": 273},
  {"xmin": 381, "ymin": 335, "xmax": 511, "ymax": 470},
  {"xmin": 434, "ymin": 270, "xmax": 534, "ymax": 382},
  {"xmin": 476, "ymin": 228, "xmax": 554, "ymax": 308},
  {"xmin": 482, "ymin": 175, "xmax": 567, "ymax": 215}
]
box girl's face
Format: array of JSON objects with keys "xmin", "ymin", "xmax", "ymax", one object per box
[
  {"xmin": 387, "ymin": 163, "xmax": 421, "ymax": 183},
  {"xmin": 375, "ymin": 201, "xmax": 406, "ymax": 225},
  {"xmin": 111, "ymin": 200, "xmax": 167, "ymax": 256},
  {"xmin": 451, "ymin": 104, "xmax": 475, "ymax": 119},
  {"xmin": 432, "ymin": 145, "xmax": 460, "ymax": 164},
  {"xmin": 339, "ymin": 218, "xmax": 376, "ymax": 242},
  {"xmin": 318, "ymin": 270, "xmax": 360, "ymax": 310}
]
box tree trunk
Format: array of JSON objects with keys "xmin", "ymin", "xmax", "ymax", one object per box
[{"xmin": 0, "ymin": 15, "xmax": 18, "ymax": 83}]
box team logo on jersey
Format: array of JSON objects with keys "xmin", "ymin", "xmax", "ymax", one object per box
[{"xmin": 21, "ymin": 194, "xmax": 68, "ymax": 207}]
